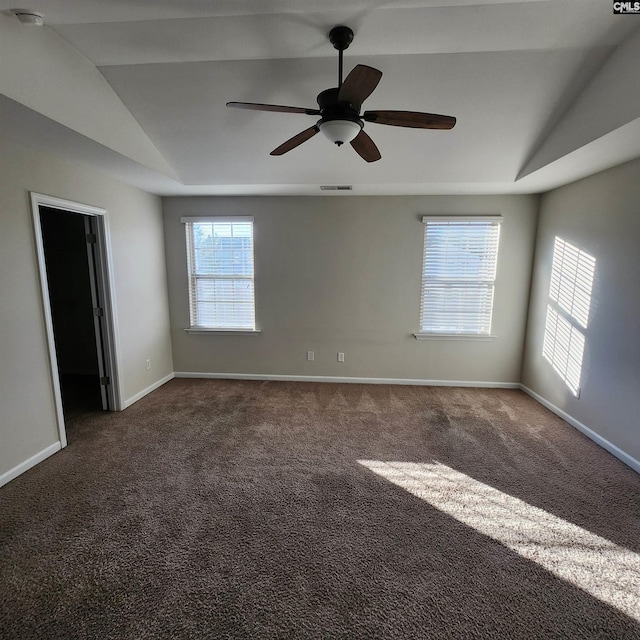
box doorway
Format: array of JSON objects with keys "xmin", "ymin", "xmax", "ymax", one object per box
[{"xmin": 31, "ymin": 194, "xmax": 121, "ymax": 447}]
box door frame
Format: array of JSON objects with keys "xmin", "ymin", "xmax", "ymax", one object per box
[{"xmin": 31, "ymin": 192, "xmax": 123, "ymax": 447}]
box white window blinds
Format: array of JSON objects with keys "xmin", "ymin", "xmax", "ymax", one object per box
[
  {"xmin": 420, "ymin": 216, "xmax": 502, "ymax": 335},
  {"xmin": 182, "ymin": 217, "xmax": 255, "ymax": 330}
]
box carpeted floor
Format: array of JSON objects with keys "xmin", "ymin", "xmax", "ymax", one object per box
[{"xmin": 1, "ymin": 379, "xmax": 639, "ymax": 639}]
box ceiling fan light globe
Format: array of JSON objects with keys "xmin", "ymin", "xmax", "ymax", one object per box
[{"xmin": 318, "ymin": 120, "xmax": 362, "ymax": 146}]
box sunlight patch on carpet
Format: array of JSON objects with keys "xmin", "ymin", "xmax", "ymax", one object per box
[{"xmin": 358, "ymin": 460, "xmax": 640, "ymax": 622}]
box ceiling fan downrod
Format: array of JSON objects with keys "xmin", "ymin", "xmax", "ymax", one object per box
[{"xmin": 329, "ymin": 26, "xmax": 354, "ymax": 88}]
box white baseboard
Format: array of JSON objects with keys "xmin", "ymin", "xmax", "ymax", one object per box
[
  {"xmin": 123, "ymin": 372, "xmax": 175, "ymax": 409},
  {"xmin": 0, "ymin": 442, "xmax": 61, "ymax": 488},
  {"xmin": 174, "ymin": 371, "xmax": 520, "ymax": 389},
  {"xmin": 520, "ymin": 385, "xmax": 640, "ymax": 474}
]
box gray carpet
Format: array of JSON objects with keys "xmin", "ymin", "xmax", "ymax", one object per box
[{"xmin": 1, "ymin": 379, "xmax": 640, "ymax": 639}]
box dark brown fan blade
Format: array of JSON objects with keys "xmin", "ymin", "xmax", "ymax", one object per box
[
  {"xmin": 338, "ymin": 65, "xmax": 383, "ymax": 110},
  {"xmin": 363, "ymin": 110, "xmax": 456, "ymax": 130},
  {"xmin": 270, "ymin": 126, "xmax": 320, "ymax": 156},
  {"xmin": 350, "ymin": 129, "xmax": 381, "ymax": 163},
  {"xmin": 227, "ymin": 102, "xmax": 320, "ymax": 116}
]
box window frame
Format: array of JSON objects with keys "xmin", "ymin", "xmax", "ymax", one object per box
[
  {"xmin": 181, "ymin": 216, "xmax": 259, "ymax": 334},
  {"xmin": 414, "ymin": 215, "xmax": 502, "ymax": 340}
]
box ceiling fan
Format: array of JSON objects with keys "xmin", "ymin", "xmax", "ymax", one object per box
[{"xmin": 226, "ymin": 26, "xmax": 456, "ymax": 163}]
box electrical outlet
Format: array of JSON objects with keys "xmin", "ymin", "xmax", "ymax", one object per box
[
  {"xmin": 146, "ymin": 359, "xmax": 151, "ymax": 370},
  {"xmin": 338, "ymin": 352, "xmax": 345, "ymax": 362},
  {"xmin": 307, "ymin": 351, "xmax": 314, "ymax": 362}
]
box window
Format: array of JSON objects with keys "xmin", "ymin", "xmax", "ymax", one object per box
[
  {"xmin": 182, "ymin": 217, "xmax": 256, "ymax": 330},
  {"xmin": 542, "ymin": 237, "xmax": 595, "ymax": 396},
  {"xmin": 417, "ymin": 216, "xmax": 502, "ymax": 337}
]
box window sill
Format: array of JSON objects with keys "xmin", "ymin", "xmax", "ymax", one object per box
[
  {"xmin": 413, "ymin": 332, "xmax": 496, "ymax": 341},
  {"xmin": 185, "ymin": 328, "xmax": 261, "ymax": 335}
]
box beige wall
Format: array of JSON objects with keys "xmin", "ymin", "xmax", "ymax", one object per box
[
  {"xmin": 0, "ymin": 134, "xmax": 173, "ymax": 480},
  {"xmin": 164, "ymin": 195, "xmax": 538, "ymax": 383},
  {"xmin": 522, "ymin": 157, "xmax": 640, "ymax": 465}
]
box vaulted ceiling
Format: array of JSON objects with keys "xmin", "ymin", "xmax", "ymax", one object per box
[{"xmin": 1, "ymin": 1, "xmax": 639, "ymax": 196}]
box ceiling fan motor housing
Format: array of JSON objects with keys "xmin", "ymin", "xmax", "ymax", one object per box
[{"xmin": 316, "ymin": 88, "xmax": 363, "ymax": 145}]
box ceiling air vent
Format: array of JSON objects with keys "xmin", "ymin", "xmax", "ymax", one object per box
[{"xmin": 320, "ymin": 185, "xmax": 353, "ymax": 191}]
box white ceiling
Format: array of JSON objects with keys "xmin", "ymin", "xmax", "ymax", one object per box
[{"xmin": 1, "ymin": 0, "xmax": 639, "ymax": 196}]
